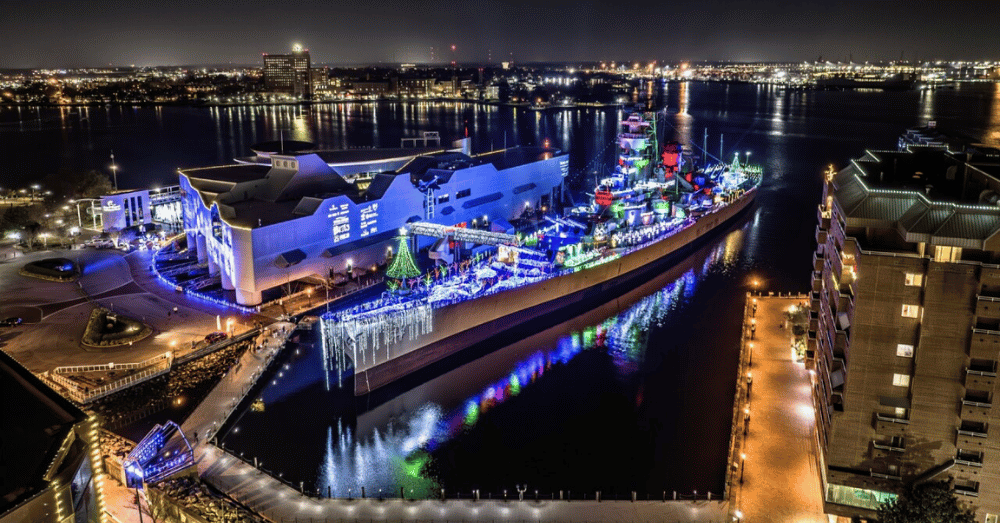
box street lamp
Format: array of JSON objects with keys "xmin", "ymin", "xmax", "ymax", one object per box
[
  {"xmin": 30, "ymin": 184, "xmax": 40, "ymax": 200},
  {"xmin": 40, "ymin": 232, "xmax": 51, "ymax": 248},
  {"xmin": 739, "ymin": 453, "xmax": 746, "ymax": 484}
]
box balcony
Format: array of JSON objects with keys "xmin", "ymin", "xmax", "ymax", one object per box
[
  {"xmin": 966, "ymin": 360, "xmax": 998, "ymax": 389},
  {"xmin": 817, "ymin": 204, "xmax": 831, "ymax": 229},
  {"xmin": 875, "ymin": 412, "xmax": 910, "ymax": 433},
  {"xmin": 872, "ymin": 437, "xmax": 905, "ymax": 453},
  {"xmin": 955, "ymin": 450, "xmax": 983, "ymax": 468},
  {"xmin": 972, "ymin": 319, "xmax": 1000, "ymax": 337},
  {"xmin": 975, "ymin": 294, "xmax": 1000, "ymax": 319},
  {"xmin": 953, "ymin": 480, "xmax": 979, "ymax": 498},
  {"xmin": 815, "ymin": 225, "xmax": 828, "ymax": 246},
  {"xmin": 962, "ymin": 390, "xmax": 992, "ymax": 409},
  {"xmin": 837, "ymin": 293, "xmax": 854, "ymax": 318},
  {"xmin": 831, "ymin": 392, "xmax": 844, "ymax": 413},
  {"xmin": 812, "ymin": 271, "xmax": 823, "ymax": 293},
  {"xmin": 813, "ymin": 252, "xmax": 825, "ymax": 272},
  {"xmin": 958, "ymin": 420, "xmax": 988, "ymax": 438}
]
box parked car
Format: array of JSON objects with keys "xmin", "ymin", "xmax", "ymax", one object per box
[
  {"xmin": 1, "ymin": 317, "xmax": 23, "ymax": 327},
  {"xmin": 204, "ymin": 331, "xmax": 228, "ymax": 344}
]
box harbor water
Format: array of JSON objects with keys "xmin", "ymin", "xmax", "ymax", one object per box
[{"xmin": 3, "ymin": 82, "xmax": 999, "ymax": 497}]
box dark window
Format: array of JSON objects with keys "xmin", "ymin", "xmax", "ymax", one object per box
[
  {"xmin": 462, "ymin": 192, "xmax": 503, "ymax": 209},
  {"xmin": 437, "ymin": 194, "xmax": 450, "ymax": 204},
  {"xmin": 456, "ymin": 188, "xmax": 472, "ymax": 199},
  {"xmin": 512, "ymin": 183, "xmax": 537, "ymax": 194}
]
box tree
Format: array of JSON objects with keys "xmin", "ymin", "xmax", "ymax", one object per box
[{"xmin": 877, "ymin": 481, "xmax": 975, "ymax": 523}]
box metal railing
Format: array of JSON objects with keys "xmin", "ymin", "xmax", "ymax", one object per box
[
  {"xmin": 875, "ymin": 413, "xmax": 910, "ymax": 425},
  {"xmin": 872, "ymin": 441, "xmax": 905, "ymax": 453},
  {"xmin": 957, "ymin": 428, "xmax": 988, "ymax": 438},
  {"xmin": 961, "ymin": 398, "xmax": 993, "ymax": 408},
  {"xmin": 53, "ymin": 352, "xmax": 172, "ymax": 375},
  {"xmin": 48, "ymin": 353, "xmax": 174, "ymax": 404}
]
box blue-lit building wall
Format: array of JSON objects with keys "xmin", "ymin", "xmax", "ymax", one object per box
[{"xmin": 180, "ymin": 151, "xmax": 566, "ymax": 306}]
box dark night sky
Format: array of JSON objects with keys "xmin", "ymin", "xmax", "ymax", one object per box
[{"xmin": 2, "ymin": 0, "xmax": 998, "ymax": 68}]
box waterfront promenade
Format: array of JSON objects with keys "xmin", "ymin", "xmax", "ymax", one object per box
[{"xmin": 730, "ymin": 293, "xmax": 825, "ymax": 522}]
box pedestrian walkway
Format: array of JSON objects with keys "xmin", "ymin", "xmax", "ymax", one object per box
[{"xmin": 731, "ymin": 294, "xmax": 826, "ymax": 522}]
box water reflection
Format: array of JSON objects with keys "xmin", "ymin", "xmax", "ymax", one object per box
[
  {"xmin": 312, "ymin": 227, "xmax": 742, "ymax": 496},
  {"xmin": 989, "ymin": 83, "xmax": 1000, "ymax": 144}
]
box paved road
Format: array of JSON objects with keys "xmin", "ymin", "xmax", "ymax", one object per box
[{"xmin": 733, "ymin": 294, "xmax": 826, "ymax": 522}]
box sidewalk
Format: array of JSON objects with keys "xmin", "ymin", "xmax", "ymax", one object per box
[{"xmin": 732, "ymin": 294, "xmax": 826, "ymax": 522}]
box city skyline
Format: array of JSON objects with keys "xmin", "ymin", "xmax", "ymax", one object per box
[{"xmin": 2, "ymin": 0, "xmax": 1000, "ymax": 68}]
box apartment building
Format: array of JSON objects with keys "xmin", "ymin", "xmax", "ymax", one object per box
[{"xmin": 811, "ymin": 133, "xmax": 1000, "ymax": 521}]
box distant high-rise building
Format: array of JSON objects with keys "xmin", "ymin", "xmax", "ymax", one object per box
[
  {"xmin": 263, "ymin": 45, "xmax": 311, "ymax": 97},
  {"xmin": 310, "ymin": 67, "xmax": 330, "ymax": 94},
  {"xmin": 812, "ymin": 128, "xmax": 1000, "ymax": 521}
]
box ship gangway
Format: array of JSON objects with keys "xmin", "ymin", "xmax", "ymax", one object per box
[{"xmin": 406, "ymin": 222, "xmax": 520, "ymax": 246}]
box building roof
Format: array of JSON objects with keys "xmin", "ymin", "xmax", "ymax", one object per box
[
  {"xmin": 472, "ymin": 146, "xmax": 562, "ymax": 172},
  {"xmin": 0, "ymin": 351, "xmax": 87, "ymax": 514},
  {"xmin": 183, "ymin": 164, "xmax": 272, "ymax": 184},
  {"xmin": 181, "ymin": 145, "xmax": 563, "ymax": 230},
  {"xmin": 833, "ymin": 154, "xmax": 1000, "ymax": 249}
]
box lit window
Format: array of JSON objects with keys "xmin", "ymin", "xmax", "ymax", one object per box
[
  {"xmin": 895, "ymin": 407, "xmax": 907, "ymax": 418},
  {"xmin": 904, "ymin": 273, "xmax": 923, "ymax": 286},
  {"xmin": 985, "ymin": 514, "xmax": 998, "ymax": 523},
  {"xmin": 892, "ymin": 374, "xmax": 911, "ymax": 387},
  {"xmin": 933, "ymin": 245, "xmax": 962, "ymax": 262},
  {"xmin": 901, "ymin": 304, "xmax": 920, "ymax": 318},
  {"xmin": 896, "ymin": 344, "xmax": 914, "ymax": 357}
]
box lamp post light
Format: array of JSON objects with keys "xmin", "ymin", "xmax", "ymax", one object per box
[
  {"xmin": 30, "ymin": 184, "xmax": 40, "ymax": 200},
  {"xmin": 739, "ymin": 453, "xmax": 746, "ymax": 484},
  {"xmin": 40, "ymin": 232, "xmax": 51, "ymax": 249}
]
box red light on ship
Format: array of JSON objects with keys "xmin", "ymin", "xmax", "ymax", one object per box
[{"xmin": 595, "ymin": 190, "xmax": 614, "ymax": 207}]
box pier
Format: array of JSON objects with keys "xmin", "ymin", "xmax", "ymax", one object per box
[{"xmin": 728, "ymin": 292, "xmax": 826, "ymax": 522}]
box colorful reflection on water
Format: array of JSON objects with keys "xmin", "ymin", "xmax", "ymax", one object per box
[{"xmin": 314, "ymin": 236, "xmax": 729, "ymax": 497}]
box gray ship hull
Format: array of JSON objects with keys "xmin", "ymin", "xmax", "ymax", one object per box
[{"xmin": 353, "ymin": 188, "xmax": 757, "ymax": 395}]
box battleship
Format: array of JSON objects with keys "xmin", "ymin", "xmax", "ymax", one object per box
[{"xmin": 322, "ymin": 111, "xmax": 762, "ymax": 395}]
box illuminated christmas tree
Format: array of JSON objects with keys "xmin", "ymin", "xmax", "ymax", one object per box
[{"xmin": 386, "ymin": 235, "xmax": 421, "ymax": 281}]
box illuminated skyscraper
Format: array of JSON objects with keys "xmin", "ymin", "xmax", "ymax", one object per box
[{"xmin": 263, "ymin": 45, "xmax": 311, "ymax": 97}]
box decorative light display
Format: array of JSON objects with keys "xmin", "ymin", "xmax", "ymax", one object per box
[
  {"xmin": 151, "ymin": 236, "xmax": 257, "ymax": 313},
  {"xmin": 386, "ymin": 235, "xmax": 421, "ymax": 281}
]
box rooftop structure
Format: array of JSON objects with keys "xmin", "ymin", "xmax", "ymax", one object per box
[{"xmin": 810, "ymin": 139, "xmax": 1000, "ymax": 521}]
